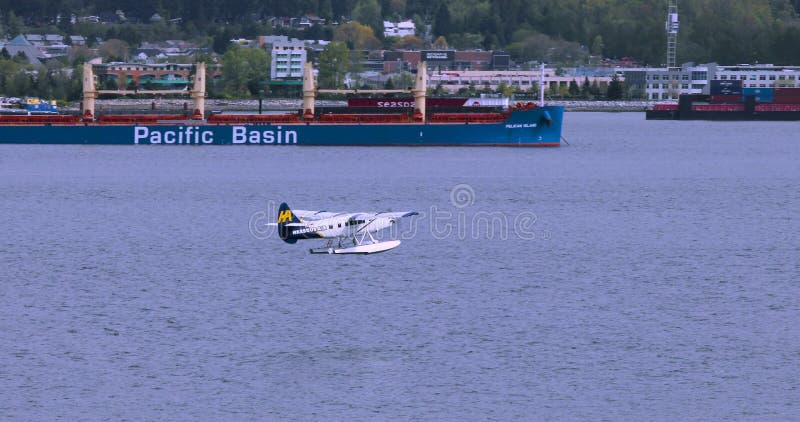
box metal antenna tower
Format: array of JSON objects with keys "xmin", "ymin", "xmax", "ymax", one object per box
[{"xmin": 666, "ymin": 0, "xmax": 679, "ymax": 68}]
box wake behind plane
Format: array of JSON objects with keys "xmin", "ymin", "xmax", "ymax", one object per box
[{"xmin": 270, "ymin": 202, "xmax": 418, "ymax": 254}]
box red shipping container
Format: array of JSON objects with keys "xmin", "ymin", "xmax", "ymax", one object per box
[
  {"xmin": 773, "ymin": 96, "xmax": 800, "ymax": 104},
  {"xmin": 653, "ymin": 103, "xmax": 679, "ymax": 111},
  {"xmin": 692, "ymin": 104, "xmax": 745, "ymax": 111},
  {"xmin": 756, "ymin": 103, "xmax": 800, "ymax": 111},
  {"xmin": 709, "ymin": 94, "xmax": 741, "ymax": 103},
  {"xmin": 774, "ymin": 87, "xmax": 800, "ymax": 96}
]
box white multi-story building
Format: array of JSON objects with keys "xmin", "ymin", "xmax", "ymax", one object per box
[
  {"xmin": 260, "ymin": 36, "xmax": 306, "ymax": 80},
  {"xmin": 644, "ymin": 63, "xmax": 713, "ymax": 100},
  {"xmin": 383, "ymin": 20, "xmax": 416, "ymax": 38},
  {"xmin": 715, "ymin": 64, "xmax": 800, "ymax": 88},
  {"xmin": 644, "ymin": 63, "xmax": 800, "ymax": 100},
  {"xmin": 427, "ymin": 69, "xmax": 614, "ymax": 94}
]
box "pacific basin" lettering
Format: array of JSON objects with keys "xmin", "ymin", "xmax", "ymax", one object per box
[
  {"xmin": 134, "ymin": 126, "xmax": 214, "ymax": 144},
  {"xmin": 133, "ymin": 126, "xmax": 299, "ymax": 144},
  {"xmin": 231, "ymin": 126, "xmax": 297, "ymax": 144}
]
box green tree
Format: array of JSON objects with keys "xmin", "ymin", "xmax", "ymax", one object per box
[
  {"xmin": 213, "ymin": 28, "xmax": 233, "ymax": 54},
  {"xmin": 568, "ymin": 79, "xmax": 580, "ymax": 96},
  {"xmin": 433, "ymin": 3, "xmax": 452, "ymax": 37},
  {"xmin": 319, "ymin": 0, "xmax": 334, "ymax": 20},
  {"xmin": 353, "ymin": 0, "xmax": 383, "ymax": 40},
  {"xmin": 13, "ymin": 51, "xmax": 28, "ymax": 64},
  {"xmin": 590, "ymin": 79, "xmax": 601, "ymax": 97},
  {"xmin": 495, "ymin": 81, "xmax": 513, "ymax": 96},
  {"xmin": 394, "ymin": 71, "xmax": 414, "ymax": 90},
  {"xmin": 7, "ymin": 71, "xmax": 32, "ymax": 97},
  {"xmin": 526, "ymin": 81, "xmax": 539, "ymax": 98},
  {"xmin": 99, "ymin": 39, "xmax": 130, "ymax": 62},
  {"xmin": 334, "ymin": 22, "xmax": 382, "ymax": 50},
  {"xmin": 220, "ymin": 46, "xmax": 270, "ymax": 98},
  {"xmin": 6, "ymin": 10, "xmax": 23, "ymax": 37},
  {"xmin": 348, "ymin": 50, "xmax": 365, "ymax": 87},
  {"xmin": 397, "ymin": 35, "xmax": 424, "ymax": 49},
  {"xmin": 591, "ymin": 35, "xmax": 604, "ymax": 57},
  {"xmin": 318, "ymin": 41, "xmax": 349, "ymax": 89},
  {"xmin": 0, "ymin": 59, "xmax": 20, "ymax": 93},
  {"xmin": 606, "ymin": 74, "xmax": 623, "ymax": 100},
  {"xmin": 580, "ymin": 77, "xmax": 591, "ymax": 99}
]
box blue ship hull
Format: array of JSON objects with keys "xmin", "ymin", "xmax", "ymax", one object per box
[{"xmin": 0, "ymin": 107, "xmax": 563, "ymax": 146}]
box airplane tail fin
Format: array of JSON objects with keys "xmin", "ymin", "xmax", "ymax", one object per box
[{"xmin": 277, "ymin": 202, "xmax": 301, "ymax": 244}]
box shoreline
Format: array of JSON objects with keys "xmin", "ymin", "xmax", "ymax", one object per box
[
  {"xmin": 549, "ymin": 100, "xmax": 650, "ymax": 112},
  {"xmin": 61, "ymin": 98, "xmax": 653, "ymax": 113}
]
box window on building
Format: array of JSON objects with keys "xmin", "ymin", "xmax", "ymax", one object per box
[{"xmin": 720, "ymin": 75, "xmax": 728, "ymax": 80}]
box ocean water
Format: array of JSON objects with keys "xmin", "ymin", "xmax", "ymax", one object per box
[{"xmin": 1, "ymin": 112, "xmax": 799, "ymax": 420}]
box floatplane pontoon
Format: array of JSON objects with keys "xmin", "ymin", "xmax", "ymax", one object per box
[{"xmin": 270, "ymin": 203, "xmax": 417, "ymax": 254}]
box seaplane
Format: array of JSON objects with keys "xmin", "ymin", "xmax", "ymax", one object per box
[{"xmin": 270, "ymin": 202, "xmax": 418, "ymax": 254}]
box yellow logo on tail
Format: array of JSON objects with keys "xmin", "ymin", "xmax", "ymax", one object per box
[{"xmin": 278, "ymin": 209, "xmax": 293, "ymax": 223}]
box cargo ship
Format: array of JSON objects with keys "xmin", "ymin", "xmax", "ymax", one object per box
[
  {"xmin": 646, "ymin": 79, "xmax": 800, "ymax": 120},
  {"xmin": 0, "ymin": 62, "xmax": 563, "ymax": 146}
]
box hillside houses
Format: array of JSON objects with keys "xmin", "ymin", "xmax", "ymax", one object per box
[
  {"xmin": 0, "ymin": 34, "xmax": 87, "ymax": 63},
  {"xmin": 131, "ymin": 41, "xmax": 210, "ymax": 63}
]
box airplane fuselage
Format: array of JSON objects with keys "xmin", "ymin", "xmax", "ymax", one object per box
[{"xmin": 286, "ymin": 215, "xmax": 396, "ymax": 241}]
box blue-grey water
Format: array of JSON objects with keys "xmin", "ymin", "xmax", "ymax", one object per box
[{"xmin": 1, "ymin": 113, "xmax": 799, "ymax": 420}]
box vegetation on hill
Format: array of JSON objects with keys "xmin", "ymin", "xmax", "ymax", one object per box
[{"xmin": 2, "ymin": 0, "xmax": 800, "ymax": 65}]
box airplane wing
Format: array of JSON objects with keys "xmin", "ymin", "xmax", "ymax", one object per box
[
  {"xmin": 293, "ymin": 210, "xmax": 417, "ymax": 221},
  {"xmin": 291, "ymin": 210, "xmax": 340, "ymax": 221},
  {"xmin": 354, "ymin": 211, "xmax": 419, "ymax": 233},
  {"xmin": 371, "ymin": 211, "xmax": 419, "ymax": 219}
]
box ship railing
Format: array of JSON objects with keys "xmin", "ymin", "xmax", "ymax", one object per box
[
  {"xmin": 208, "ymin": 114, "xmax": 300, "ymax": 124},
  {"xmin": 427, "ymin": 113, "xmax": 507, "ymax": 123},
  {"xmin": 318, "ymin": 114, "xmax": 411, "ymax": 123},
  {"xmin": 97, "ymin": 114, "xmax": 190, "ymax": 124},
  {"xmin": 0, "ymin": 115, "xmax": 80, "ymax": 125}
]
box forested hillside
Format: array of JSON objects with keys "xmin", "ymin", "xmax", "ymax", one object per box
[{"xmin": 2, "ymin": 0, "xmax": 800, "ymax": 65}]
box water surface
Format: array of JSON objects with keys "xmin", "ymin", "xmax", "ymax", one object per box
[{"xmin": 1, "ymin": 113, "xmax": 798, "ymax": 420}]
